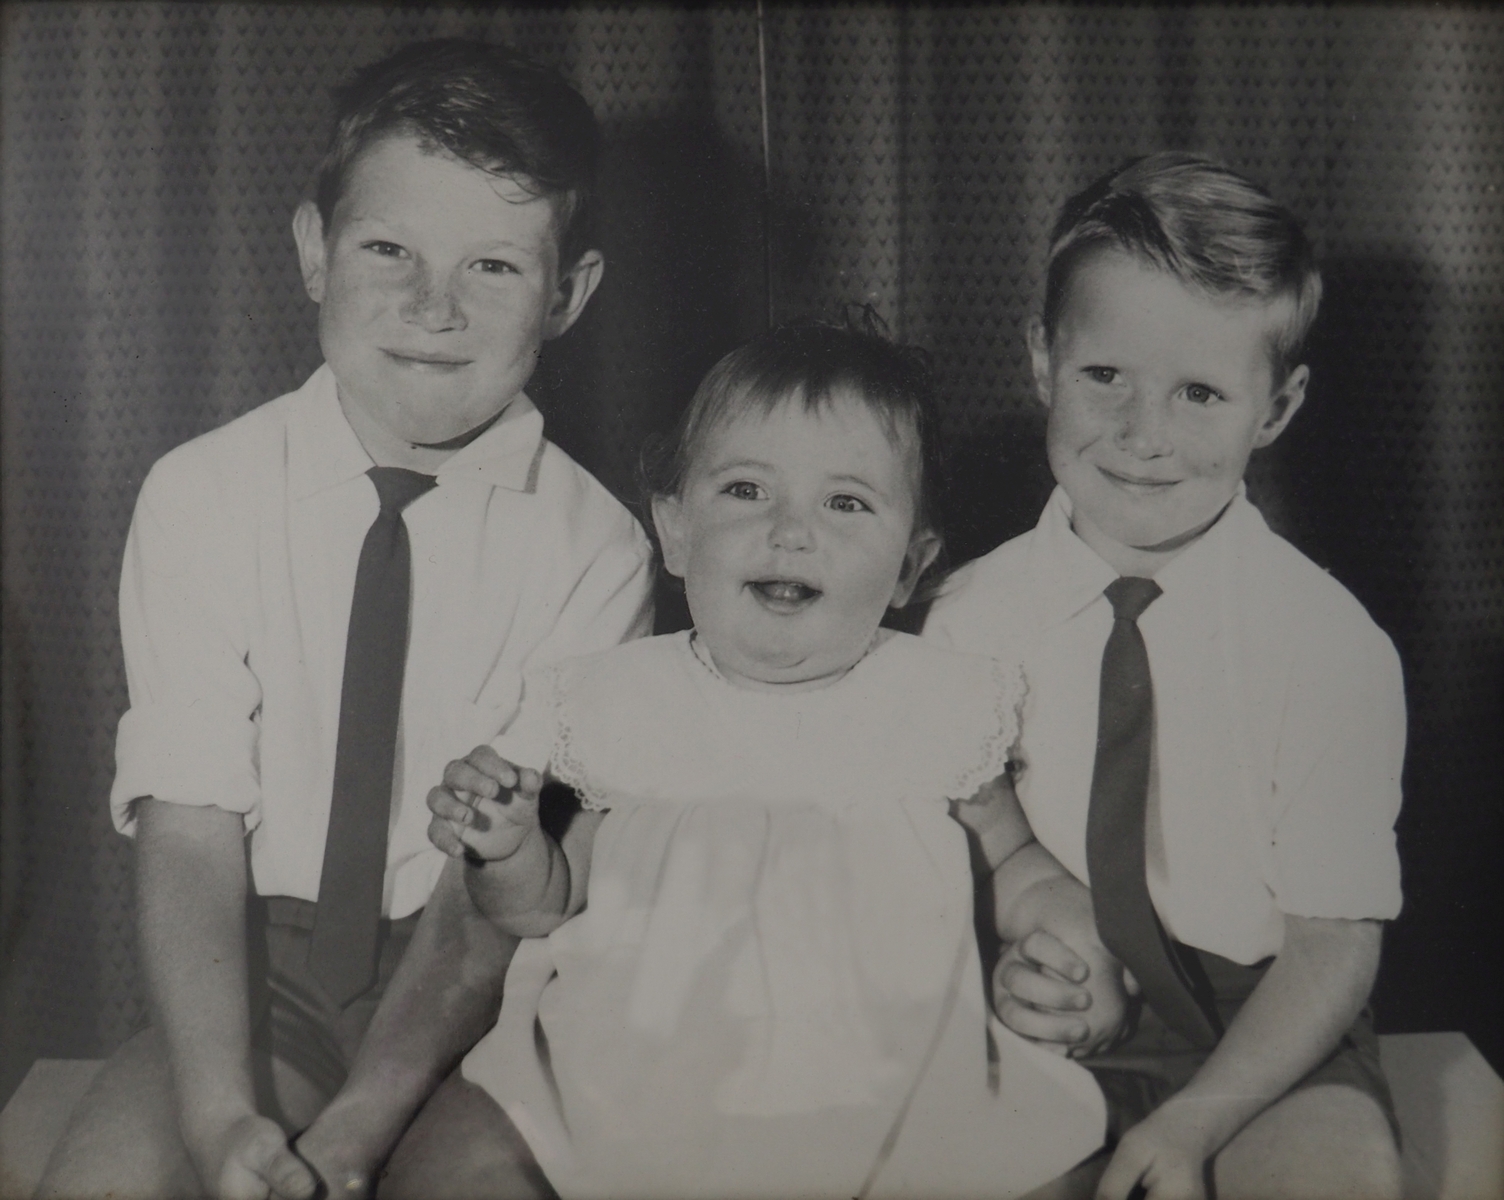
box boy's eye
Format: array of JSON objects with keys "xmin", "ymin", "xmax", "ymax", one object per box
[
  {"xmin": 827, "ymin": 493, "xmax": 872, "ymax": 514},
  {"xmin": 473, "ymin": 259, "xmax": 520, "ymax": 276},
  {"xmin": 723, "ymin": 481, "xmax": 767, "ymax": 501},
  {"xmin": 363, "ymin": 241, "xmax": 406, "ymax": 258},
  {"xmin": 1083, "ymin": 366, "xmax": 1118, "ymax": 385},
  {"xmin": 1184, "ymin": 383, "xmax": 1224, "ymax": 405}
]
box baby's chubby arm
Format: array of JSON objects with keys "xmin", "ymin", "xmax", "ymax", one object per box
[
  {"xmin": 993, "ymin": 859, "xmax": 1133, "ymax": 1056},
  {"xmin": 427, "ymin": 744, "xmax": 600, "ymax": 937},
  {"xmin": 953, "ymin": 775, "xmax": 1130, "ymax": 1056}
]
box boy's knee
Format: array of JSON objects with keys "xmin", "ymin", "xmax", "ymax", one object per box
[
  {"xmin": 36, "ymin": 1028, "xmax": 199, "ymax": 1200},
  {"xmin": 1216, "ymin": 1084, "xmax": 1401, "ymax": 1200}
]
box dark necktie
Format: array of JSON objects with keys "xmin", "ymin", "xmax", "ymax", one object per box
[
  {"xmin": 309, "ymin": 466, "xmax": 436, "ymax": 1006},
  {"xmin": 1086, "ymin": 576, "xmax": 1221, "ymax": 1048}
]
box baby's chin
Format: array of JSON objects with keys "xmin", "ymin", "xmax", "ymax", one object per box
[{"xmin": 711, "ymin": 642, "xmax": 867, "ymax": 693}]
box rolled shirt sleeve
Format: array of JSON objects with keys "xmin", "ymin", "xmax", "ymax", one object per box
[
  {"xmin": 112, "ymin": 454, "xmax": 264, "ymax": 835},
  {"xmin": 1269, "ymin": 616, "xmax": 1406, "ymax": 922}
]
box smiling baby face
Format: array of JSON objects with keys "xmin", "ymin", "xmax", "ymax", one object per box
[{"xmin": 652, "ymin": 389, "xmax": 939, "ymax": 691}]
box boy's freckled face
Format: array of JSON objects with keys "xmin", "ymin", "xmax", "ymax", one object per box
[
  {"xmin": 652, "ymin": 393, "xmax": 939, "ymax": 692},
  {"xmin": 295, "ymin": 133, "xmax": 595, "ymax": 461},
  {"xmin": 1032, "ymin": 249, "xmax": 1306, "ymax": 575}
]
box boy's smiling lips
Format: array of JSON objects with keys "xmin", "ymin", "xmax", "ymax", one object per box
[
  {"xmin": 1096, "ymin": 464, "xmax": 1179, "ymax": 494},
  {"xmin": 382, "ymin": 348, "xmax": 473, "ymax": 373}
]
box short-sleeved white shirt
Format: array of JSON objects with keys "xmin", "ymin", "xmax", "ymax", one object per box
[
  {"xmin": 111, "ymin": 365, "xmax": 654, "ymax": 918},
  {"xmin": 924, "ymin": 486, "xmax": 1404, "ymax": 964}
]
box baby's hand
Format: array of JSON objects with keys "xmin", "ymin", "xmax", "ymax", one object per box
[
  {"xmin": 994, "ymin": 928, "xmax": 1135, "ymax": 1058},
  {"xmin": 427, "ymin": 745, "xmax": 543, "ymax": 864}
]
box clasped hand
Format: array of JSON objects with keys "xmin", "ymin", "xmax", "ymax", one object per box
[
  {"xmin": 993, "ymin": 929, "xmax": 1137, "ymax": 1059},
  {"xmin": 427, "ymin": 745, "xmax": 544, "ymax": 862}
]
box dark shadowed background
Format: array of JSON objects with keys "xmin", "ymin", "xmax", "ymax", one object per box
[{"xmin": 3, "ymin": 3, "xmax": 1501, "ymax": 1107}]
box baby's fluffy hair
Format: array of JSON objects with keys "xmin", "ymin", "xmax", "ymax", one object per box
[
  {"xmin": 313, "ymin": 39, "xmax": 600, "ymax": 266},
  {"xmin": 1042, "ymin": 152, "xmax": 1322, "ymax": 380},
  {"xmin": 644, "ymin": 310, "xmax": 946, "ymax": 572}
]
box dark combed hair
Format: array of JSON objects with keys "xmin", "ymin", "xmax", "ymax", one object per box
[
  {"xmin": 314, "ymin": 39, "xmax": 601, "ymax": 266},
  {"xmin": 643, "ymin": 310, "xmax": 947, "ymax": 594},
  {"xmin": 1042, "ymin": 152, "xmax": 1322, "ymax": 380}
]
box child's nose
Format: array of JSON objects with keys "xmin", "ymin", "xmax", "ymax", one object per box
[
  {"xmin": 1116, "ymin": 391, "xmax": 1173, "ymax": 458},
  {"xmin": 400, "ymin": 267, "xmax": 468, "ymax": 333},
  {"xmin": 768, "ymin": 503, "xmax": 815, "ymax": 552}
]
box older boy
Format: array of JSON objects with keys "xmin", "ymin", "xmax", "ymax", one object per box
[
  {"xmin": 925, "ymin": 154, "xmax": 1405, "ymax": 1199},
  {"xmin": 39, "ymin": 41, "xmax": 652, "ymax": 1200}
]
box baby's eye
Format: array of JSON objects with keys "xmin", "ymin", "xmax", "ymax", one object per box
[
  {"xmin": 1083, "ymin": 366, "xmax": 1118, "ymax": 385},
  {"xmin": 1183, "ymin": 383, "xmax": 1225, "ymax": 405},
  {"xmin": 723, "ymin": 480, "xmax": 766, "ymax": 501},
  {"xmin": 473, "ymin": 259, "xmax": 520, "ymax": 276},
  {"xmin": 363, "ymin": 241, "xmax": 406, "ymax": 259},
  {"xmin": 827, "ymin": 494, "xmax": 873, "ymax": 514}
]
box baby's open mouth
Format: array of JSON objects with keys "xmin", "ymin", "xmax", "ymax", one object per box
[{"xmin": 749, "ymin": 579, "xmax": 821, "ymax": 607}]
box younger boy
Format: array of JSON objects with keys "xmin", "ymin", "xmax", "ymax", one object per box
[
  {"xmin": 39, "ymin": 40, "xmax": 652, "ymax": 1200},
  {"xmin": 925, "ymin": 153, "xmax": 1405, "ymax": 1199}
]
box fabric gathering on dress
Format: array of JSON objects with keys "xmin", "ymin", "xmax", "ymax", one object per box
[{"xmin": 462, "ymin": 631, "xmax": 1106, "ymax": 1199}]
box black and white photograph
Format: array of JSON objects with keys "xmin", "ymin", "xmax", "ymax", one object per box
[{"xmin": 1, "ymin": 5, "xmax": 1500, "ymax": 1199}]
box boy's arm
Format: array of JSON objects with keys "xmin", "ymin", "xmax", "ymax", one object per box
[
  {"xmin": 1097, "ymin": 913, "xmax": 1383, "ymax": 1200},
  {"xmin": 954, "ymin": 777, "xmax": 1129, "ymax": 1055},
  {"xmin": 293, "ymin": 858, "xmax": 519, "ymax": 1196},
  {"xmin": 135, "ymin": 799, "xmax": 316, "ymax": 1200}
]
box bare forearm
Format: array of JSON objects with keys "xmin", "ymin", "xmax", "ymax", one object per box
[
  {"xmin": 953, "ymin": 774, "xmax": 1035, "ymax": 877},
  {"xmin": 135, "ymin": 800, "xmax": 258, "ymax": 1157},
  {"xmin": 1155, "ymin": 915, "xmax": 1382, "ymax": 1159},
  {"xmin": 300, "ymin": 860, "xmax": 520, "ymax": 1184},
  {"xmin": 464, "ymin": 825, "xmax": 572, "ymax": 936}
]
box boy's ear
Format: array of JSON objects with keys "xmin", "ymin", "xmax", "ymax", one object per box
[
  {"xmin": 1026, "ymin": 316, "xmax": 1054, "ymax": 409},
  {"xmin": 650, "ymin": 492, "xmax": 688, "ymax": 580},
  {"xmin": 543, "ymin": 249, "xmax": 605, "ymax": 340},
  {"xmin": 889, "ymin": 529, "xmax": 943, "ymax": 610},
  {"xmin": 1253, "ymin": 364, "xmax": 1310, "ymax": 449},
  {"xmin": 291, "ymin": 200, "xmax": 329, "ymax": 305}
]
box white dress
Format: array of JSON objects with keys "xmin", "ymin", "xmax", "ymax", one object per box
[{"xmin": 463, "ymin": 631, "xmax": 1105, "ymax": 1199}]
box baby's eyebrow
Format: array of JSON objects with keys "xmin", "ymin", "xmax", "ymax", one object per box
[
  {"xmin": 706, "ymin": 458, "xmax": 774, "ymax": 475},
  {"xmin": 826, "ymin": 472, "xmax": 883, "ymax": 494}
]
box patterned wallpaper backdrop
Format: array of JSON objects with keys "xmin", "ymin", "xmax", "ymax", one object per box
[{"xmin": 2, "ymin": 4, "xmax": 1501, "ymax": 1097}]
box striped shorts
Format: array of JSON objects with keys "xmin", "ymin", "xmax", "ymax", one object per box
[{"xmin": 245, "ymin": 895, "xmax": 421, "ymax": 1111}]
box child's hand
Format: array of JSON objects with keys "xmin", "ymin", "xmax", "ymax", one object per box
[
  {"xmin": 426, "ymin": 745, "xmax": 544, "ymax": 864},
  {"xmin": 1095, "ymin": 1097, "xmax": 1217, "ymax": 1200},
  {"xmin": 288, "ymin": 1127, "xmax": 375, "ymax": 1200},
  {"xmin": 197, "ymin": 1112, "xmax": 319, "ymax": 1200},
  {"xmin": 994, "ymin": 921, "xmax": 1135, "ymax": 1056}
]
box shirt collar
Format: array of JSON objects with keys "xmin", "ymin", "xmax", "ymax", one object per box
[
  {"xmin": 1022, "ymin": 487, "xmax": 1120, "ymax": 630},
  {"xmin": 1151, "ymin": 482, "xmax": 1251, "ymax": 598},
  {"xmin": 288, "ymin": 364, "xmax": 547, "ymax": 500},
  {"xmin": 1024, "ymin": 483, "xmax": 1253, "ymax": 629}
]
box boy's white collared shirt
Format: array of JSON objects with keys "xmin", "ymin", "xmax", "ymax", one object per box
[
  {"xmin": 925, "ymin": 485, "xmax": 1404, "ymax": 964},
  {"xmin": 112, "ymin": 364, "xmax": 654, "ymax": 918}
]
